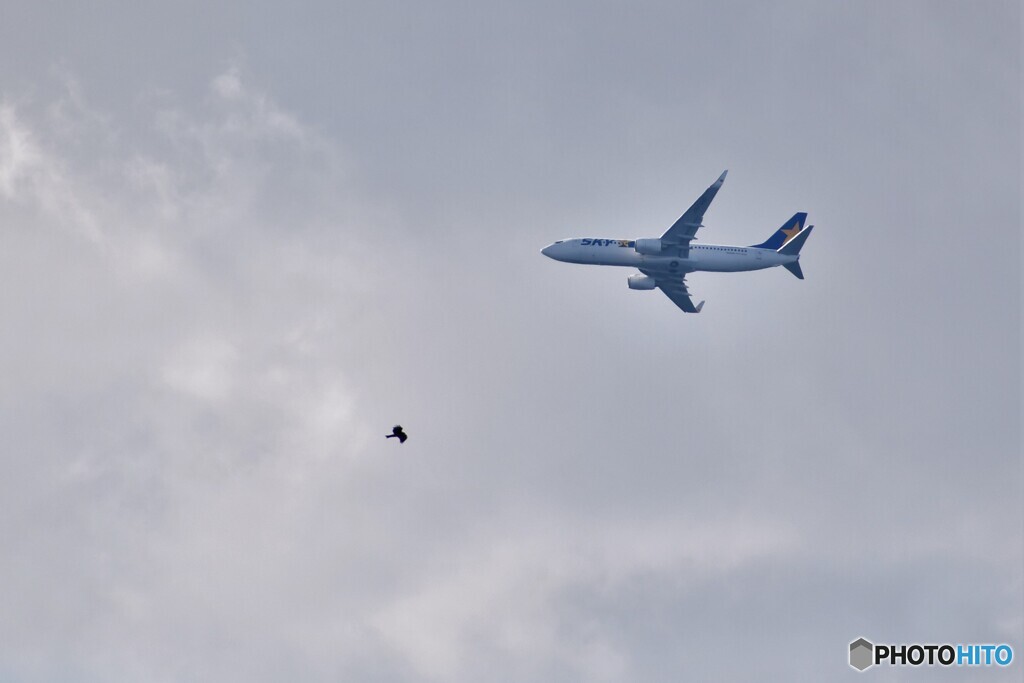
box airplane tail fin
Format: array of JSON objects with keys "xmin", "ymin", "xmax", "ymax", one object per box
[
  {"xmin": 778, "ymin": 224, "xmax": 813, "ymax": 256},
  {"xmin": 749, "ymin": 212, "xmax": 806, "ymax": 250},
  {"xmin": 783, "ymin": 261, "xmax": 804, "ymax": 279}
]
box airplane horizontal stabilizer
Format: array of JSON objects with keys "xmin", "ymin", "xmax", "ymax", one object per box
[{"xmin": 783, "ymin": 261, "xmax": 804, "ymax": 279}]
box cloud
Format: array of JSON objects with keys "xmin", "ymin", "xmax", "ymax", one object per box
[
  {"xmin": 0, "ymin": 103, "xmax": 40, "ymax": 197},
  {"xmin": 0, "ymin": 4, "xmax": 1019, "ymax": 680},
  {"xmin": 161, "ymin": 336, "xmax": 239, "ymax": 402},
  {"xmin": 0, "ymin": 67, "xmax": 383, "ymax": 680},
  {"xmin": 0, "ymin": 100, "xmax": 104, "ymax": 245},
  {"xmin": 368, "ymin": 508, "xmax": 801, "ymax": 680}
]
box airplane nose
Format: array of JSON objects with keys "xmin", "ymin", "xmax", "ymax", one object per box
[{"xmin": 541, "ymin": 245, "xmax": 553, "ymax": 258}]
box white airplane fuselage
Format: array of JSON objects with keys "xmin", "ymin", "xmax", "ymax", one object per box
[
  {"xmin": 540, "ymin": 238, "xmax": 799, "ymax": 273},
  {"xmin": 541, "ymin": 172, "xmax": 812, "ymax": 313}
]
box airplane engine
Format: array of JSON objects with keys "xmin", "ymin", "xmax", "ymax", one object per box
[
  {"xmin": 634, "ymin": 238, "xmax": 662, "ymax": 255},
  {"xmin": 627, "ymin": 274, "xmax": 657, "ymax": 290}
]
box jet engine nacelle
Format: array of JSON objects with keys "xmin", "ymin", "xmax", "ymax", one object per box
[
  {"xmin": 627, "ymin": 274, "xmax": 657, "ymax": 290},
  {"xmin": 634, "ymin": 238, "xmax": 663, "ymax": 255}
]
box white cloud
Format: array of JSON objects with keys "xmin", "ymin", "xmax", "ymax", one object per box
[
  {"xmin": 0, "ymin": 101, "xmax": 104, "ymax": 244},
  {"xmin": 0, "ymin": 67, "xmax": 380, "ymax": 680},
  {"xmin": 206, "ymin": 64, "xmax": 307, "ymax": 142},
  {"xmin": 0, "ymin": 103, "xmax": 40, "ymax": 197},
  {"xmin": 0, "ymin": 5, "xmax": 1018, "ymax": 681},
  {"xmin": 211, "ymin": 66, "xmax": 245, "ymax": 101},
  {"xmin": 372, "ymin": 512, "xmax": 800, "ymax": 680},
  {"xmin": 161, "ymin": 336, "xmax": 239, "ymax": 402}
]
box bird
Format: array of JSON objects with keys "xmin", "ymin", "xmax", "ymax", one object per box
[{"xmin": 386, "ymin": 425, "xmax": 408, "ymax": 443}]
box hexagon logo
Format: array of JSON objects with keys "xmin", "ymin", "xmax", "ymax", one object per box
[{"xmin": 849, "ymin": 638, "xmax": 874, "ymax": 671}]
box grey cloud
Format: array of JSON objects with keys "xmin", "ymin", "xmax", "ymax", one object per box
[{"xmin": 0, "ymin": 2, "xmax": 1019, "ymax": 681}]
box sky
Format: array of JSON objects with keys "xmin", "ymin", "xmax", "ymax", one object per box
[{"xmin": 0, "ymin": 2, "xmax": 1020, "ymax": 681}]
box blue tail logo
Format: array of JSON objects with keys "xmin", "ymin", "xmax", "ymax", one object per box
[{"xmin": 750, "ymin": 212, "xmax": 806, "ymax": 250}]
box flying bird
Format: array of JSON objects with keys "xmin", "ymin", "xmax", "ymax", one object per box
[{"xmin": 386, "ymin": 425, "xmax": 408, "ymax": 443}]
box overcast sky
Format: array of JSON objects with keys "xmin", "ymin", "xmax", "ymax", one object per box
[{"xmin": 0, "ymin": 2, "xmax": 1020, "ymax": 681}]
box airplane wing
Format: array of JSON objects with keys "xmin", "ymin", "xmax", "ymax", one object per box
[
  {"xmin": 659, "ymin": 170, "xmax": 728, "ymax": 255},
  {"xmin": 640, "ymin": 268, "xmax": 705, "ymax": 313}
]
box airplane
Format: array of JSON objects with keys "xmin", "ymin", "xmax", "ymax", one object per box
[{"xmin": 540, "ymin": 171, "xmax": 813, "ymax": 313}]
